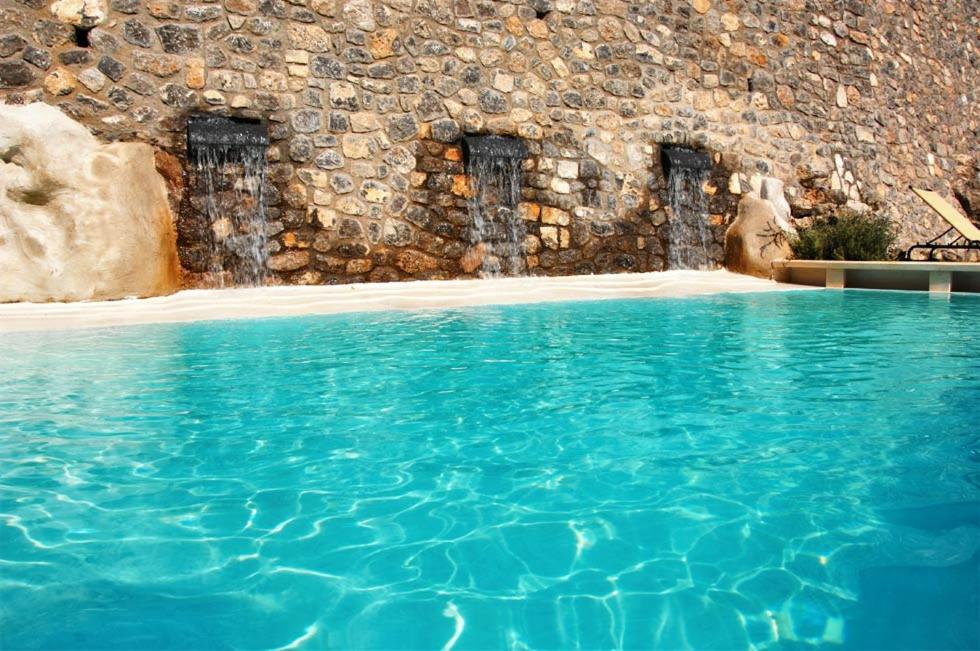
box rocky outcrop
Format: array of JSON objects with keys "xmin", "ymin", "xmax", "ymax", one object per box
[
  {"xmin": 0, "ymin": 103, "xmax": 179, "ymax": 302},
  {"xmin": 725, "ymin": 180, "xmax": 796, "ymax": 279}
]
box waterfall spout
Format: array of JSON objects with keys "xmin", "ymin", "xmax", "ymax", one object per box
[
  {"xmin": 663, "ymin": 147, "xmax": 713, "ymax": 270},
  {"xmin": 463, "ymin": 135, "xmax": 527, "ymax": 277},
  {"xmin": 187, "ymin": 116, "xmax": 269, "ymax": 287}
]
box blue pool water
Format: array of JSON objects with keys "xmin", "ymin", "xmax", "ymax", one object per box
[{"xmin": 1, "ymin": 290, "xmax": 978, "ymax": 650}]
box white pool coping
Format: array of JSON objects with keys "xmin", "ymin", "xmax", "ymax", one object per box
[{"xmin": 0, "ymin": 270, "xmax": 813, "ymax": 333}]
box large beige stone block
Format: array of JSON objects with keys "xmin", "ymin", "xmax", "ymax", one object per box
[
  {"xmin": 0, "ymin": 103, "xmax": 179, "ymax": 302},
  {"xmin": 724, "ymin": 195, "xmax": 794, "ymax": 279}
]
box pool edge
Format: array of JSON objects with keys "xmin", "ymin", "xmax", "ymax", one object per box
[{"xmin": 0, "ymin": 270, "xmax": 816, "ymax": 333}]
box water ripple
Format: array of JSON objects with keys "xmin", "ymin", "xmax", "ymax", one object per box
[{"xmin": 0, "ymin": 291, "xmax": 978, "ymax": 649}]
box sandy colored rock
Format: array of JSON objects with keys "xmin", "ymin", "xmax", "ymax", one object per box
[
  {"xmin": 725, "ymin": 195, "xmax": 793, "ymax": 279},
  {"xmin": 50, "ymin": 0, "xmax": 107, "ymax": 27},
  {"xmin": 528, "ymin": 20, "xmax": 549, "ymax": 39},
  {"xmin": 460, "ymin": 243, "xmax": 486, "ymax": 273},
  {"xmin": 342, "ymin": 0, "xmax": 375, "ymax": 31},
  {"xmin": 153, "ymin": 149, "xmax": 184, "ymax": 211},
  {"xmin": 691, "ymin": 0, "xmax": 710, "ymax": 14},
  {"xmin": 0, "ymin": 103, "xmax": 179, "ymax": 302},
  {"xmin": 77, "ymin": 67, "xmax": 106, "ymax": 92},
  {"xmin": 395, "ymin": 250, "xmax": 439, "ymax": 274},
  {"xmin": 43, "ymin": 68, "xmax": 76, "ymax": 95},
  {"xmin": 368, "ymin": 29, "xmax": 400, "ymax": 59},
  {"xmin": 267, "ymin": 250, "xmax": 309, "ymax": 271},
  {"xmin": 346, "ymin": 258, "xmax": 373, "ymax": 274},
  {"xmin": 185, "ymin": 57, "xmax": 205, "ymax": 89},
  {"xmin": 287, "ymin": 24, "xmax": 331, "ymax": 53},
  {"xmin": 451, "ymin": 174, "xmax": 472, "ymax": 198},
  {"xmin": 224, "ymin": 0, "xmax": 257, "ymax": 15}
]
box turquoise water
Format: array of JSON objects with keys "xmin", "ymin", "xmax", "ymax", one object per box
[{"xmin": 1, "ymin": 290, "xmax": 978, "ymax": 650}]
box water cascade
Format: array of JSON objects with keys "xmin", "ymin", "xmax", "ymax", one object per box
[
  {"xmin": 662, "ymin": 146, "xmax": 713, "ymax": 270},
  {"xmin": 187, "ymin": 115, "xmax": 270, "ymax": 286},
  {"xmin": 462, "ymin": 135, "xmax": 528, "ymax": 277}
]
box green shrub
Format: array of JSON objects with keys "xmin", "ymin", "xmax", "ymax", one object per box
[{"xmin": 790, "ymin": 211, "xmax": 896, "ymax": 261}]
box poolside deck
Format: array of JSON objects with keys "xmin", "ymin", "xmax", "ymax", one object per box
[
  {"xmin": 0, "ymin": 270, "xmax": 809, "ymax": 333},
  {"xmin": 773, "ymin": 260, "xmax": 980, "ymax": 293}
]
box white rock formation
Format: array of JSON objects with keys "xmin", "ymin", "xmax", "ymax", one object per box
[
  {"xmin": 49, "ymin": 0, "xmax": 108, "ymax": 27},
  {"xmin": 0, "ymin": 103, "xmax": 179, "ymax": 303},
  {"xmin": 759, "ymin": 177, "xmax": 794, "ymax": 232}
]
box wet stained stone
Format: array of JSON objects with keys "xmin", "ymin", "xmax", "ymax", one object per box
[
  {"xmin": 225, "ymin": 34, "xmax": 254, "ymax": 53},
  {"xmin": 288, "ymin": 135, "xmax": 314, "ymax": 162},
  {"xmin": 749, "ymin": 69, "xmax": 775, "ymax": 93},
  {"xmin": 430, "ymin": 118, "xmax": 461, "ymax": 144},
  {"xmin": 86, "ymin": 29, "xmax": 118, "ymax": 52},
  {"xmin": 291, "ymin": 109, "xmax": 322, "ymax": 133},
  {"xmin": 310, "ymin": 55, "xmax": 344, "ymax": 79},
  {"xmin": 0, "ymin": 34, "xmax": 27, "ymax": 58},
  {"xmin": 478, "ymin": 88, "xmax": 507, "ymax": 113},
  {"xmin": 22, "ymin": 47, "xmax": 52, "ymax": 70},
  {"xmin": 111, "ymin": 0, "xmax": 139, "ymax": 12},
  {"xmin": 414, "ymin": 90, "xmax": 446, "ymax": 121},
  {"xmin": 330, "ymin": 173, "xmax": 355, "ymax": 194},
  {"xmin": 338, "ymin": 218, "xmax": 363, "ymax": 237},
  {"xmin": 122, "ymin": 20, "xmax": 154, "ymax": 48},
  {"xmin": 156, "ymin": 25, "xmax": 202, "ymax": 54},
  {"xmin": 314, "ymin": 150, "xmax": 344, "ymax": 170},
  {"xmin": 148, "ymin": 1, "xmax": 181, "ymax": 19},
  {"xmin": 291, "ymin": 8, "xmax": 317, "ymax": 23},
  {"xmin": 367, "ymin": 62, "xmax": 396, "ymax": 79},
  {"xmin": 397, "ymin": 76, "xmax": 420, "ymax": 93},
  {"xmin": 360, "ymin": 180, "xmax": 391, "ymax": 204},
  {"xmin": 206, "ymin": 23, "xmax": 231, "ymax": 40},
  {"xmin": 96, "ymin": 56, "xmax": 125, "ymax": 81},
  {"xmin": 77, "ymin": 67, "xmax": 107, "ymax": 92},
  {"xmin": 204, "ymin": 47, "xmax": 226, "ymax": 68},
  {"xmin": 258, "ymin": 0, "xmax": 287, "ymax": 18},
  {"xmin": 461, "ymin": 65, "xmax": 482, "ymax": 85},
  {"xmin": 72, "ymin": 94, "xmax": 110, "ymax": 114},
  {"xmin": 328, "ymin": 83, "xmax": 358, "ymax": 110},
  {"xmin": 387, "ymin": 113, "xmax": 418, "ymax": 142},
  {"xmin": 33, "ymin": 20, "xmax": 73, "ymax": 48},
  {"xmin": 248, "ymin": 17, "xmax": 275, "ymax": 35},
  {"xmin": 160, "ymin": 83, "xmax": 196, "ymax": 107},
  {"xmin": 0, "ymin": 61, "xmax": 35, "ymax": 88},
  {"xmin": 328, "ymin": 111, "xmax": 350, "ymax": 132},
  {"xmin": 122, "ymin": 73, "xmax": 155, "ymax": 95},
  {"xmin": 342, "ymin": 47, "xmax": 372, "ymax": 64},
  {"xmin": 58, "ymin": 49, "xmax": 91, "ymax": 66},
  {"xmin": 106, "ymin": 86, "xmax": 132, "ymax": 109},
  {"xmin": 185, "ymin": 5, "xmax": 222, "ymax": 21}
]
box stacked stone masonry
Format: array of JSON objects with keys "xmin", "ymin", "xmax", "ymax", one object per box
[{"xmin": 1, "ymin": 0, "xmax": 977, "ymax": 284}]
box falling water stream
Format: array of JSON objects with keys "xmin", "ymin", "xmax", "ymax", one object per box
[
  {"xmin": 188, "ymin": 116, "xmax": 270, "ymax": 287},
  {"xmin": 194, "ymin": 145, "xmax": 269, "ymax": 287},
  {"xmin": 465, "ymin": 136, "xmax": 526, "ymax": 277},
  {"xmin": 666, "ymin": 166, "xmax": 712, "ymax": 270}
]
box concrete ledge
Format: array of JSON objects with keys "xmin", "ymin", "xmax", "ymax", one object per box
[
  {"xmin": 0, "ymin": 270, "xmax": 812, "ymax": 333},
  {"xmin": 773, "ymin": 259, "xmax": 980, "ymax": 293}
]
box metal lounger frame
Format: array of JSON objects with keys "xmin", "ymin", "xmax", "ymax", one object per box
[{"xmin": 901, "ymin": 226, "xmax": 980, "ymax": 260}]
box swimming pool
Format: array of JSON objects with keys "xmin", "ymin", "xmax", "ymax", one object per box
[{"xmin": 1, "ymin": 290, "xmax": 977, "ymax": 650}]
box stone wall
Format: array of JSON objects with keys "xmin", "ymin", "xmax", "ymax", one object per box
[{"xmin": 1, "ymin": 0, "xmax": 977, "ymax": 285}]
